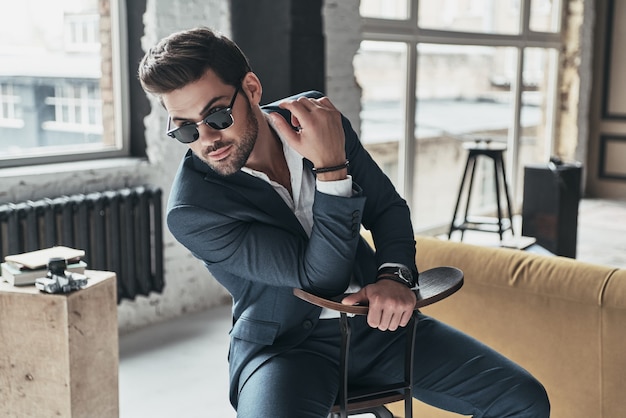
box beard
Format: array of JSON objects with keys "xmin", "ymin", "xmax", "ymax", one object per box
[{"xmin": 198, "ymin": 99, "xmax": 259, "ymax": 176}]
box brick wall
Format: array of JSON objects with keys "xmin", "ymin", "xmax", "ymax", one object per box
[{"xmin": 323, "ymin": 0, "xmax": 363, "ymax": 135}]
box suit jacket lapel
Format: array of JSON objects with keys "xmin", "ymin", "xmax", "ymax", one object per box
[{"xmin": 193, "ymin": 155, "xmax": 308, "ymax": 239}]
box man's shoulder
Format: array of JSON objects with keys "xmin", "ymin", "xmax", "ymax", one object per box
[{"xmin": 168, "ymin": 150, "xmax": 258, "ymax": 209}]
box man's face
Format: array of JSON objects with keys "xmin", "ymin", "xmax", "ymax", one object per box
[{"xmin": 162, "ymin": 70, "xmax": 258, "ymax": 176}]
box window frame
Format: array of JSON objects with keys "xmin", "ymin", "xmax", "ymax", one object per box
[
  {"xmin": 0, "ymin": 0, "xmax": 130, "ymax": 168},
  {"xmin": 360, "ymin": 0, "xmax": 563, "ymax": 232}
]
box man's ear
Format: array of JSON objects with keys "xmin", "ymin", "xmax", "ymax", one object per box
[{"xmin": 241, "ymin": 72, "xmax": 263, "ymax": 105}]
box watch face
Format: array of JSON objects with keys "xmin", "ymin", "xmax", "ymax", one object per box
[
  {"xmin": 377, "ymin": 266, "xmax": 415, "ymax": 287},
  {"xmin": 399, "ymin": 267, "xmax": 411, "ymax": 278},
  {"xmin": 398, "ymin": 267, "xmax": 414, "ymax": 286}
]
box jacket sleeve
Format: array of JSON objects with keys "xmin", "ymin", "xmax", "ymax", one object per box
[
  {"xmin": 342, "ymin": 115, "xmax": 418, "ymax": 278},
  {"xmin": 167, "ymin": 155, "xmax": 366, "ymax": 297}
]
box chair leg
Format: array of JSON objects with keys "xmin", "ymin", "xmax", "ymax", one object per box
[
  {"xmin": 492, "ymin": 155, "xmax": 504, "ymax": 240},
  {"xmin": 403, "ymin": 314, "xmax": 418, "ymax": 418},
  {"xmin": 460, "ymin": 155, "xmax": 478, "ymax": 241},
  {"xmin": 331, "ymin": 314, "xmax": 416, "ymax": 418},
  {"xmin": 498, "ymin": 153, "xmax": 515, "ymax": 236},
  {"xmin": 338, "ymin": 312, "xmax": 351, "ymax": 418},
  {"xmin": 449, "ymin": 153, "xmax": 472, "ymax": 239}
]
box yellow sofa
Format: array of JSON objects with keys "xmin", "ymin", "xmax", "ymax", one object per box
[{"xmin": 387, "ymin": 236, "xmax": 626, "ymax": 418}]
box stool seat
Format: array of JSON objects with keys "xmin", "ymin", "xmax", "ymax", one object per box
[
  {"xmin": 462, "ymin": 140, "xmax": 507, "ymax": 152},
  {"xmin": 449, "ymin": 139, "xmax": 515, "ymax": 241}
]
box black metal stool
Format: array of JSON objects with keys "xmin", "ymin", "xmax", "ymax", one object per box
[{"xmin": 449, "ymin": 139, "xmax": 515, "ymax": 241}]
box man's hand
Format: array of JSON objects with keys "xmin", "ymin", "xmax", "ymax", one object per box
[
  {"xmin": 268, "ymin": 96, "xmax": 347, "ymax": 180},
  {"xmin": 341, "ymin": 280, "xmax": 417, "ymax": 331}
]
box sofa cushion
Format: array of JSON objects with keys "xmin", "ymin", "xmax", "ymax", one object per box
[{"xmin": 412, "ymin": 236, "xmax": 624, "ymax": 418}]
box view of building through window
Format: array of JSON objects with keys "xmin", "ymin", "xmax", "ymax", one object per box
[
  {"xmin": 356, "ymin": 0, "xmax": 561, "ymax": 233},
  {"xmin": 0, "ymin": 0, "xmax": 123, "ymax": 167}
]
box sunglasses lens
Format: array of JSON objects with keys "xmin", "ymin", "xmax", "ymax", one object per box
[
  {"xmin": 173, "ymin": 125, "xmax": 200, "ymax": 144},
  {"xmin": 205, "ymin": 109, "xmax": 234, "ymax": 130},
  {"xmin": 166, "ymin": 95, "xmax": 236, "ymax": 143}
]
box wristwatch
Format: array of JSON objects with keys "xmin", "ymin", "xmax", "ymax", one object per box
[{"xmin": 376, "ymin": 266, "xmax": 416, "ymax": 288}]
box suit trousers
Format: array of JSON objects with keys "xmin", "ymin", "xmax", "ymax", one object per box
[{"xmin": 236, "ymin": 313, "xmax": 550, "ymax": 418}]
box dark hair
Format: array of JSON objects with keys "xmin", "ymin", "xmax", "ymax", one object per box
[{"xmin": 138, "ymin": 27, "xmax": 251, "ymax": 96}]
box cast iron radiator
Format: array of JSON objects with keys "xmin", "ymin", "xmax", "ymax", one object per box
[{"xmin": 0, "ymin": 185, "xmax": 164, "ymax": 301}]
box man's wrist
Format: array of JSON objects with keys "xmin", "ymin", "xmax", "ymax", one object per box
[
  {"xmin": 312, "ymin": 160, "xmax": 349, "ymax": 174},
  {"xmin": 316, "ymin": 168, "xmax": 349, "ymax": 182},
  {"xmin": 376, "ymin": 265, "xmax": 416, "ymax": 288},
  {"xmin": 316, "ymin": 175, "xmax": 352, "ymax": 196}
]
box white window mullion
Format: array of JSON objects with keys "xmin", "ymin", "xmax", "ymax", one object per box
[
  {"xmin": 508, "ymin": 47, "xmax": 525, "ymax": 206},
  {"xmin": 402, "ymin": 42, "xmax": 418, "ymax": 202}
]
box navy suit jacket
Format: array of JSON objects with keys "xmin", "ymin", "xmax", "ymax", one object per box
[{"xmin": 167, "ymin": 91, "xmax": 417, "ymax": 407}]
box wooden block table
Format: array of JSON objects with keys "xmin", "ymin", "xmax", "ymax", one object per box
[{"xmin": 0, "ymin": 271, "xmax": 119, "ymax": 418}]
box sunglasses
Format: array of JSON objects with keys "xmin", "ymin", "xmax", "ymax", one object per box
[{"xmin": 166, "ymin": 86, "xmax": 240, "ymax": 144}]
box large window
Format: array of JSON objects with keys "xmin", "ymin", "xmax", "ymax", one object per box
[
  {"xmin": 0, "ymin": 0, "xmax": 128, "ymax": 167},
  {"xmin": 355, "ymin": 0, "xmax": 562, "ymax": 233}
]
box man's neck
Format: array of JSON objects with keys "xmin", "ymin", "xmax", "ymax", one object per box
[{"xmin": 245, "ymin": 111, "xmax": 292, "ymax": 193}]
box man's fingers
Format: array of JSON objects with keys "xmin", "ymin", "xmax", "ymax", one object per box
[
  {"xmin": 293, "ymin": 96, "xmax": 334, "ymax": 112},
  {"xmin": 279, "ymin": 96, "xmax": 337, "ymax": 126},
  {"xmin": 278, "ymin": 97, "xmax": 315, "ymax": 117},
  {"xmin": 398, "ymin": 310, "xmax": 413, "ymax": 328},
  {"xmin": 368, "ymin": 308, "xmax": 412, "ymax": 332},
  {"xmin": 341, "ymin": 289, "xmax": 367, "ymax": 306},
  {"xmin": 316, "ymin": 96, "xmax": 338, "ymax": 110},
  {"xmin": 268, "ymin": 112, "xmax": 299, "ymax": 141}
]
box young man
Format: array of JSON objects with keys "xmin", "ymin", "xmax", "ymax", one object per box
[{"xmin": 139, "ymin": 27, "xmax": 549, "ymax": 417}]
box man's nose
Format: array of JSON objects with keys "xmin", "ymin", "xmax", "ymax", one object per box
[{"xmin": 196, "ymin": 122, "xmax": 222, "ymax": 143}]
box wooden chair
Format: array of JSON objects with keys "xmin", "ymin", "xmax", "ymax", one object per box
[{"xmin": 293, "ymin": 266, "xmax": 464, "ymax": 418}]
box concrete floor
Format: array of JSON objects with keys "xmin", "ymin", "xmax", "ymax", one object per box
[
  {"xmin": 118, "ymin": 198, "xmax": 626, "ymax": 418},
  {"xmin": 119, "ymin": 304, "xmax": 234, "ymax": 417}
]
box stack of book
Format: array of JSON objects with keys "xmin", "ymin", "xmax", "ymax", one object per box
[{"xmin": 1, "ymin": 246, "xmax": 87, "ymax": 286}]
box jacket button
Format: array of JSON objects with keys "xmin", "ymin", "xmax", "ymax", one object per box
[{"xmin": 302, "ymin": 320, "xmax": 313, "ymax": 329}]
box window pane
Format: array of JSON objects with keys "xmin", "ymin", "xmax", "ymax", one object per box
[
  {"xmin": 0, "ymin": 0, "xmax": 119, "ymax": 162},
  {"xmin": 412, "ymin": 44, "xmax": 518, "ymax": 231},
  {"xmin": 418, "ymin": 1, "xmax": 521, "ymax": 35},
  {"xmin": 360, "ymin": 0, "xmax": 409, "ymax": 20},
  {"xmin": 0, "ymin": 83, "xmax": 24, "ymax": 127},
  {"xmin": 354, "ymin": 41, "xmax": 408, "ymax": 189},
  {"xmin": 516, "ymin": 47, "xmax": 558, "ymax": 196},
  {"xmin": 530, "ymin": 0, "xmax": 561, "ymax": 32}
]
